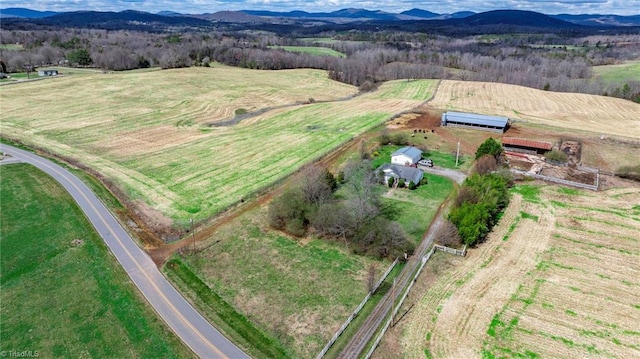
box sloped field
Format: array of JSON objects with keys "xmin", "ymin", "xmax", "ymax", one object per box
[
  {"xmin": 430, "ymin": 80, "xmax": 640, "ymax": 139},
  {"xmin": 0, "ymin": 68, "xmax": 436, "ymax": 223},
  {"xmin": 388, "ymin": 185, "xmax": 640, "ymax": 359}
]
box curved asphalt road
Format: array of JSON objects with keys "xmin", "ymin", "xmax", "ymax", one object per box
[{"xmin": 0, "ymin": 144, "xmax": 250, "ymax": 359}]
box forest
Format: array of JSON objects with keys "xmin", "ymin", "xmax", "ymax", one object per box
[{"xmin": 1, "ymin": 25, "xmax": 639, "ymax": 101}]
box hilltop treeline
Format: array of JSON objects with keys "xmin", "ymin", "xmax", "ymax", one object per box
[{"xmin": 1, "ymin": 28, "xmax": 638, "ymax": 101}]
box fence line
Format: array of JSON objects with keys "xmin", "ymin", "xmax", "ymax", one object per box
[
  {"xmin": 316, "ymin": 258, "xmax": 399, "ymax": 359},
  {"xmin": 364, "ymin": 247, "xmax": 437, "ymax": 359},
  {"xmin": 512, "ymin": 169, "xmax": 599, "ymax": 191},
  {"xmin": 434, "ymin": 244, "xmax": 467, "ymax": 257}
]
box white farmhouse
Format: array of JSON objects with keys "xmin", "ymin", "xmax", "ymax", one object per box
[
  {"xmin": 377, "ymin": 164, "xmax": 423, "ymax": 186},
  {"xmin": 391, "ymin": 146, "xmax": 422, "ymax": 166}
]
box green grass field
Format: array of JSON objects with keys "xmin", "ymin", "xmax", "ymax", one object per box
[
  {"xmin": 0, "ymin": 164, "xmax": 192, "ymax": 358},
  {"xmin": 382, "ymin": 174, "xmax": 454, "ymax": 243},
  {"xmin": 164, "ymin": 206, "xmax": 389, "ymax": 358},
  {"xmin": 0, "ymin": 68, "xmax": 436, "ymax": 225},
  {"xmin": 592, "ymin": 61, "xmax": 640, "ymax": 85},
  {"xmin": 0, "ymin": 43, "xmax": 24, "ymax": 50},
  {"xmin": 269, "ymin": 46, "xmax": 346, "ymax": 57}
]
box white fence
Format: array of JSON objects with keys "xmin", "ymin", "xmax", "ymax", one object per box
[
  {"xmin": 363, "ymin": 247, "xmax": 437, "ymax": 359},
  {"xmin": 316, "ymin": 259, "xmax": 399, "ymax": 359},
  {"xmin": 434, "ymin": 244, "xmax": 467, "ymax": 256},
  {"xmin": 512, "ymin": 169, "xmax": 599, "ymax": 191}
]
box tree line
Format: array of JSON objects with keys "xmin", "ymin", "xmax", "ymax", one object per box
[
  {"xmin": 1, "ymin": 28, "xmax": 638, "ymax": 101},
  {"xmin": 446, "ymin": 138, "xmax": 512, "ymax": 247}
]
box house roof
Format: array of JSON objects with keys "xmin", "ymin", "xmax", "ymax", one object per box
[
  {"xmin": 502, "ymin": 137, "xmax": 553, "ymax": 151},
  {"xmin": 391, "ymin": 146, "xmax": 422, "ymax": 159},
  {"xmin": 378, "ymin": 164, "xmax": 423, "ymax": 184},
  {"xmin": 443, "ymin": 111, "xmax": 509, "ymax": 128}
]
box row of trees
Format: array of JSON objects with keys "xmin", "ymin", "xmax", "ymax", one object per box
[
  {"xmin": 1, "ymin": 28, "xmax": 638, "ymax": 100},
  {"xmin": 268, "ymin": 162, "xmax": 414, "ymax": 258},
  {"xmin": 447, "ymin": 138, "xmax": 512, "ymax": 246}
]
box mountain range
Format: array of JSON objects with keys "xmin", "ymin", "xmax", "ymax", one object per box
[{"xmin": 1, "ymin": 7, "xmax": 640, "ymax": 34}]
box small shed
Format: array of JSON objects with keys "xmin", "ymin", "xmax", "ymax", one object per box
[
  {"xmin": 377, "ymin": 164, "xmax": 423, "ymax": 186},
  {"xmin": 441, "ymin": 111, "xmax": 509, "ymax": 133},
  {"xmin": 502, "ymin": 137, "xmax": 553, "ymax": 155},
  {"xmin": 391, "ymin": 146, "xmax": 422, "ymax": 166},
  {"xmin": 38, "ymin": 69, "xmax": 58, "ymax": 77}
]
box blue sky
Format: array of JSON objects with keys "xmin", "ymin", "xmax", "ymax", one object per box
[{"xmin": 5, "ymin": 0, "xmax": 639, "ymax": 15}]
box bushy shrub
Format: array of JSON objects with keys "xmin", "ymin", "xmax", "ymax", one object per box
[
  {"xmin": 545, "ymin": 149, "xmax": 568, "ymax": 163},
  {"xmin": 388, "ymin": 177, "xmax": 395, "ymax": 188},
  {"xmin": 391, "ymin": 132, "xmax": 409, "ymax": 146},
  {"xmin": 398, "ymin": 178, "xmax": 405, "ymax": 188},
  {"xmin": 475, "ymin": 137, "xmax": 503, "ymax": 160},
  {"xmin": 474, "ymin": 154, "xmax": 498, "ymax": 175},
  {"xmin": 408, "ymin": 180, "xmax": 417, "ymax": 190}
]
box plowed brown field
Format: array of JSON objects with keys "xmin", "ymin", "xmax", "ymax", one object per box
[{"xmin": 378, "ymin": 185, "xmax": 640, "ymax": 359}]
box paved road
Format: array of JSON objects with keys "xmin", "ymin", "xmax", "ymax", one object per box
[{"xmin": 0, "ymin": 144, "xmax": 250, "ymax": 359}]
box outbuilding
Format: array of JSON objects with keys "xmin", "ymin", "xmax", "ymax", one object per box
[
  {"xmin": 441, "ymin": 111, "xmax": 510, "ymax": 133},
  {"xmin": 377, "ymin": 164, "xmax": 423, "ymax": 187},
  {"xmin": 391, "ymin": 146, "xmax": 422, "ymax": 166},
  {"xmin": 502, "ymin": 137, "xmax": 553, "ymax": 155}
]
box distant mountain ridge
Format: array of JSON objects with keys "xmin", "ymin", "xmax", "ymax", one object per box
[
  {"xmin": 0, "ymin": 7, "xmax": 57, "ymax": 18},
  {"xmin": 1, "ymin": 7, "xmax": 639, "ymax": 29}
]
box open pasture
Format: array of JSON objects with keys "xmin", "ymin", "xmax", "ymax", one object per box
[
  {"xmin": 378, "ymin": 184, "xmax": 640, "ymax": 358},
  {"xmin": 165, "ymin": 205, "xmax": 388, "ymax": 358},
  {"xmin": 269, "ymin": 46, "xmax": 346, "ymax": 57},
  {"xmin": 0, "ymin": 66, "xmax": 436, "ymax": 223},
  {"xmin": 592, "ymin": 61, "xmax": 640, "ymax": 85},
  {"xmin": 429, "ymin": 80, "xmax": 640, "ymax": 139},
  {"xmin": 0, "ymin": 164, "xmax": 191, "ymax": 358}
]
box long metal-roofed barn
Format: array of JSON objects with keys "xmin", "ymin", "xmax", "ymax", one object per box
[{"xmin": 441, "ymin": 111, "xmax": 510, "ymax": 133}]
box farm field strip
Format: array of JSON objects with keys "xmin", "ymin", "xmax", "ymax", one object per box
[
  {"xmin": 268, "ymin": 45, "xmax": 346, "ymax": 57},
  {"xmin": 428, "ymin": 80, "xmax": 640, "ymax": 139},
  {"xmin": 384, "ymin": 184, "xmax": 640, "ymax": 359},
  {"xmin": 1, "ymin": 69, "xmax": 437, "ymax": 222}
]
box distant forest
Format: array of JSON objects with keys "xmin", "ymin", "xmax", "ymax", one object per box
[{"xmin": 1, "ymin": 27, "xmax": 639, "ymax": 101}]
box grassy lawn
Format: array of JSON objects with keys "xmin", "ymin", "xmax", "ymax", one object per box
[
  {"xmin": 1, "ymin": 69, "xmax": 435, "ymax": 224},
  {"xmin": 269, "ymin": 46, "xmax": 346, "ymax": 57},
  {"xmin": 592, "ymin": 60, "xmax": 640, "ymax": 85},
  {"xmin": 382, "ymin": 174, "xmax": 454, "ymax": 243},
  {"xmin": 164, "ymin": 206, "xmax": 389, "ymax": 358},
  {"xmin": 0, "ymin": 164, "xmax": 192, "ymax": 358},
  {"xmin": 372, "ymin": 145, "xmax": 466, "ymax": 170}
]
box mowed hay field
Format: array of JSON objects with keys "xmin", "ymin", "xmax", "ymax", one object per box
[
  {"xmin": 0, "ymin": 67, "xmax": 436, "ymax": 222},
  {"xmin": 429, "ymin": 80, "xmax": 640, "ymax": 139},
  {"xmin": 378, "ymin": 185, "xmax": 640, "ymax": 359}
]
